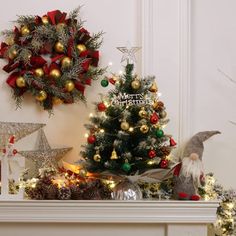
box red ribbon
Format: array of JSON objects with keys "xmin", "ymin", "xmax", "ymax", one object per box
[
  {"xmin": 3, "ymin": 61, "xmax": 20, "ymax": 73},
  {"xmin": 47, "ymin": 10, "xmax": 67, "ymax": 25},
  {"xmin": 0, "ymin": 42, "xmax": 8, "ymax": 58},
  {"xmin": 74, "ymin": 81, "xmax": 85, "ymax": 95},
  {"xmin": 30, "ymin": 56, "xmax": 47, "ymax": 68}
]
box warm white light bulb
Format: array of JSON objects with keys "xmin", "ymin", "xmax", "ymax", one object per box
[
  {"xmin": 119, "ymin": 70, "xmax": 123, "ymax": 75},
  {"xmin": 89, "ymin": 113, "xmax": 93, "ymax": 118},
  {"xmin": 128, "ymin": 127, "xmax": 134, "ymax": 132},
  {"xmin": 108, "ymin": 62, "xmax": 113, "ymax": 66},
  {"xmin": 100, "ymin": 129, "xmax": 105, "ymax": 133},
  {"xmin": 84, "ymin": 133, "xmax": 89, "ymax": 138}
]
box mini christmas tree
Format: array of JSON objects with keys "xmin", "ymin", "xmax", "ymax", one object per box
[{"xmin": 81, "ymin": 47, "xmax": 176, "ymax": 175}]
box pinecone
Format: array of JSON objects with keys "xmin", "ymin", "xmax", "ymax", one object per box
[
  {"xmin": 25, "ymin": 187, "xmax": 44, "ymax": 200},
  {"xmin": 45, "ymin": 184, "xmax": 58, "ymax": 200},
  {"xmin": 99, "ymin": 186, "xmax": 112, "ymax": 200},
  {"xmin": 82, "ymin": 187, "xmax": 101, "ymax": 200},
  {"xmin": 57, "ymin": 187, "xmax": 71, "ymax": 200},
  {"xmin": 70, "ymin": 185, "xmax": 84, "ymax": 200}
]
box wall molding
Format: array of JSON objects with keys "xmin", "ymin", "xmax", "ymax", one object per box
[
  {"xmin": 141, "ymin": 0, "xmax": 192, "ymax": 143},
  {"xmin": 178, "ymin": 0, "xmax": 192, "ymax": 143},
  {"xmin": 140, "ymin": 0, "xmax": 154, "ymax": 76}
]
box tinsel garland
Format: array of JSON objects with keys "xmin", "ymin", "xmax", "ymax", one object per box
[{"xmin": 0, "ymin": 7, "xmax": 104, "ymax": 112}]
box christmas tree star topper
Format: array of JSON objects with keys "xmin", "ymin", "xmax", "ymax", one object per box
[{"xmin": 117, "ymin": 44, "xmax": 141, "ymax": 64}]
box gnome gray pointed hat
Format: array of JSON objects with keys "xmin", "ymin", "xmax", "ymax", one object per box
[{"xmin": 182, "ymin": 131, "xmax": 221, "ymax": 160}]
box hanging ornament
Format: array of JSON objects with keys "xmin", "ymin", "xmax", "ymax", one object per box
[
  {"xmin": 52, "ymin": 97, "xmax": 63, "ymax": 105},
  {"xmin": 93, "ymin": 151, "xmax": 101, "ymax": 162},
  {"xmin": 34, "ymin": 68, "xmax": 44, "ymax": 78},
  {"xmin": 150, "ymin": 112, "xmax": 159, "ymax": 124},
  {"xmin": 87, "ymin": 135, "xmax": 96, "ymax": 144},
  {"xmin": 65, "ymin": 80, "xmax": 75, "ymax": 92},
  {"xmin": 8, "ymin": 48, "xmax": 18, "ymax": 60},
  {"xmin": 160, "ymin": 159, "xmax": 168, "ymax": 168},
  {"xmin": 35, "ymin": 90, "xmax": 47, "ymax": 102},
  {"xmin": 110, "ymin": 148, "xmax": 118, "ymax": 160},
  {"xmin": 49, "ymin": 69, "xmax": 61, "ymax": 79},
  {"xmin": 139, "ymin": 107, "xmax": 147, "ymax": 118},
  {"xmin": 6, "ymin": 37, "xmax": 14, "ymax": 46},
  {"xmin": 160, "ymin": 110, "xmax": 167, "ymax": 119},
  {"xmin": 153, "ymin": 100, "xmax": 164, "ymax": 111},
  {"xmin": 61, "ymin": 57, "xmax": 72, "ymax": 68},
  {"xmin": 131, "ymin": 79, "xmax": 141, "ymax": 90},
  {"xmin": 109, "ymin": 75, "xmax": 118, "ymax": 85},
  {"xmin": 16, "ymin": 76, "xmax": 26, "ymax": 88},
  {"xmin": 156, "ymin": 129, "xmax": 164, "ymax": 138},
  {"xmin": 170, "ymin": 137, "xmax": 177, "ymax": 146},
  {"xmin": 122, "ymin": 160, "xmax": 131, "ymax": 172},
  {"xmin": 101, "ymin": 79, "xmax": 109, "ymax": 87},
  {"xmin": 148, "ymin": 149, "xmax": 156, "ymax": 159},
  {"xmin": 41, "ymin": 16, "xmax": 49, "ymax": 25},
  {"xmin": 140, "ymin": 124, "xmax": 149, "ymax": 134},
  {"xmin": 121, "ymin": 121, "xmax": 130, "ymax": 131},
  {"xmin": 149, "ymin": 81, "xmax": 158, "ymax": 93},
  {"xmin": 20, "ymin": 26, "xmax": 30, "ymax": 36},
  {"xmin": 97, "ymin": 102, "xmax": 106, "ymax": 112},
  {"xmin": 77, "ymin": 44, "xmax": 86, "ymax": 52},
  {"xmin": 54, "ymin": 42, "xmax": 64, "ymax": 53}
]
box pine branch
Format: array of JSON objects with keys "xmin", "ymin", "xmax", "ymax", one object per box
[
  {"xmin": 1, "ymin": 29, "xmax": 15, "ymax": 37},
  {"xmin": 87, "ymin": 31, "xmax": 104, "ymax": 50},
  {"xmin": 69, "ymin": 6, "xmax": 82, "ymax": 20},
  {"xmin": 15, "ymin": 15, "xmax": 36, "ymax": 26}
]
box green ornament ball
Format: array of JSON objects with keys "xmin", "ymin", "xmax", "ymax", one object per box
[
  {"xmin": 101, "ymin": 79, "xmax": 109, "ymax": 87},
  {"xmin": 156, "ymin": 129, "xmax": 164, "ymax": 138},
  {"xmin": 122, "ymin": 162, "xmax": 131, "ymax": 172}
]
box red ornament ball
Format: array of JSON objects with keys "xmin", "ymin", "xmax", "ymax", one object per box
[
  {"xmin": 97, "ymin": 102, "xmax": 106, "ymax": 112},
  {"xmin": 148, "ymin": 150, "xmax": 156, "ymax": 159},
  {"xmin": 150, "ymin": 113, "xmax": 159, "ymax": 124},
  {"xmin": 87, "ymin": 135, "xmax": 96, "ymax": 144},
  {"xmin": 160, "ymin": 159, "xmax": 168, "ymax": 168},
  {"xmin": 12, "ymin": 149, "xmax": 18, "ymax": 155}
]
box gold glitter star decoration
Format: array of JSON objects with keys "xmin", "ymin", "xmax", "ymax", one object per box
[
  {"xmin": 19, "ymin": 129, "xmax": 72, "ymax": 178},
  {"xmin": 0, "ymin": 121, "xmax": 46, "ymax": 148},
  {"xmin": 117, "ymin": 44, "xmax": 141, "ymax": 64}
]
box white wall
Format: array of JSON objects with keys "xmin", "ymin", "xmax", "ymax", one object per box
[
  {"xmin": 0, "ymin": 0, "xmax": 235, "ymax": 190},
  {"xmin": 0, "ymin": 0, "xmax": 140, "ymax": 164}
]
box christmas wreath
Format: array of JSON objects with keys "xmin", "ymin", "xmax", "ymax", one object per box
[{"xmin": 0, "ymin": 8, "xmax": 104, "ymax": 112}]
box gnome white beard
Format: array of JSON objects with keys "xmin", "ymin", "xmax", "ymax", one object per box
[{"xmin": 180, "ymin": 154, "xmax": 204, "ymax": 188}]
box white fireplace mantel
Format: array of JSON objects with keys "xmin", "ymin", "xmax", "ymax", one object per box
[{"xmin": 0, "ymin": 200, "xmax": 218, "ymax": 224}]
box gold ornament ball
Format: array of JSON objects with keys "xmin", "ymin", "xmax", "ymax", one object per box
[
  {"xmin": 56, "ymin": 23, "xmax": 66, "ymax": 31},
  {"xmin": 6, "ymin": 37, "xmax": 14, "ymax": 46},
  {"xmin": 35, "ymin": 90, "xmax": 47, "ymax": 102},
  {"xmin": 131, "ymin": 79, "xmax": 141, "ymax": 90},
  {"xmin": 49, "ymin": 69, "xmax": 61, "ymax": 79},
  {"xmin": 160, "ymin": 110, "xmax": 167, "ymax": 118},
  {"xmin": 21, "ymin": 26, "xmax": 30, "ymax": 36},
  {"xmin": 140, "ymin": 124, "xmax": 149, "ymax": 134},
  {"xmin": 8, "ymin": 48, "xmax": 18, "ymax": 60},
  {"xmin": 54, "ymin": 42, "xmax": 64, "ymax": 53},
  {"xmin": 61, "ymin": 57, "xmax": 72, "ymax": 68},
  {"xmin": 41, "ymin": 16, "xmax": 49, "ymax": 25},
  {"xmin": 121, "ymin": 121, "xmax": 130, "ymax": 131},
  {"xmin": 93, "ymin": 153, "xmax": 101, "ymax": 162},
  {"xmin": 139, "ymin": 107, "xmax": 147, "ymax": 118},
  {"xmin": 16, "ymin": 76, "xmax": 26, "ymax": 88},
  {"xmin": 34, "ymin": 68, "xmax": 44, "ymax": 78},
  {"xmin": 65, "ymin": 80, "xmax": 75, "ymax": 92},
  {"xmin": 52, "ymin": 97, "xmax": 63, "ymax": 105},
  {"xmin": 77, "ymin": 44, "xmax": 87, "ymax": 52}
]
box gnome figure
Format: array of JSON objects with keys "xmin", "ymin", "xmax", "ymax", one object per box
[{"xmin": 173, "ymin": 131, "xmax": 220, "ymax": 200}]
